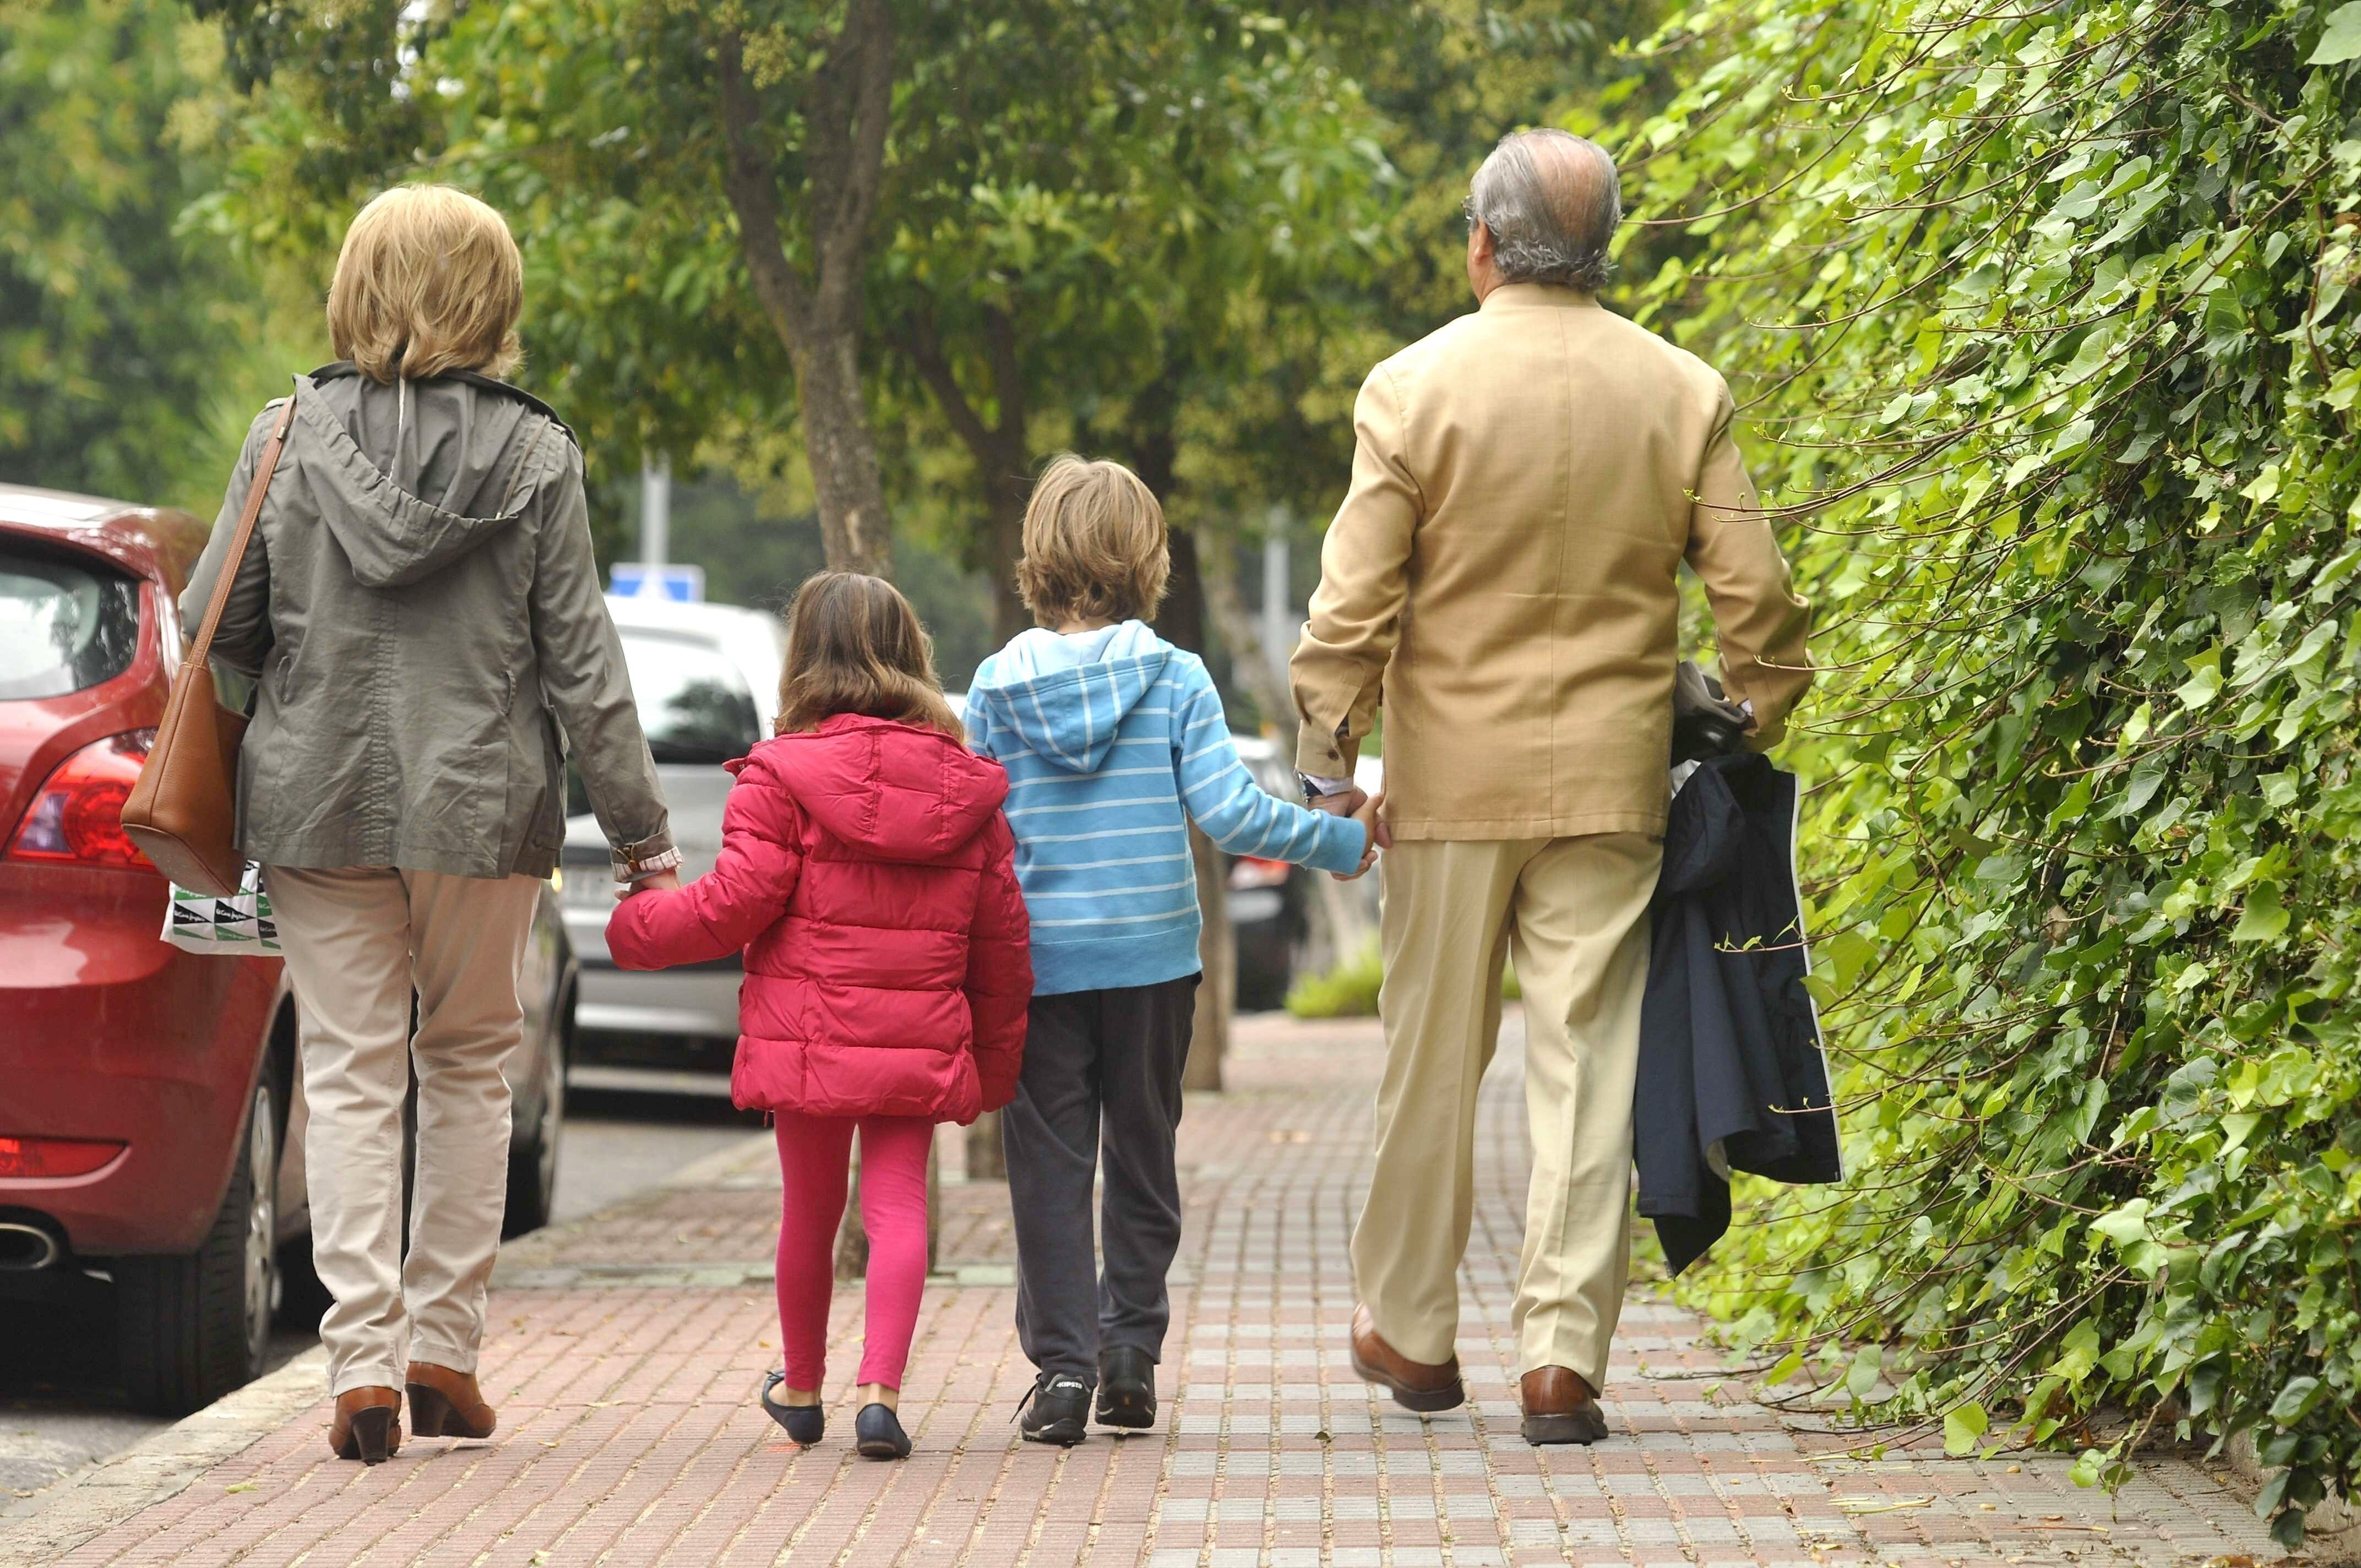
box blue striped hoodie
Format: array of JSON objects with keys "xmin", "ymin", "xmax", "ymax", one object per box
[{"xmin": 966, "ymin": 621, "xmax": 1368, "ymax": 997}]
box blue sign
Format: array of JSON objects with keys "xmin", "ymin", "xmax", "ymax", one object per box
[{"xmin": 610, "ymin": 563, "xmax": 705, "ymax": 602}]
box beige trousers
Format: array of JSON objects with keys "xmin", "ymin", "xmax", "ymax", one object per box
[
  {"xmin": 1350, "ymin": 833, "xmax": 1660, "ymax": 1391},
  {"xmin": 263, "ymin": 865, "xmax": 542, "ymax": 1395}
]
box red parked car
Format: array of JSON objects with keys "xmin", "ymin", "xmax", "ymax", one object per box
[{"xmin": 0, "ymin": 485, "xmax": 577, "ymax": 1414}]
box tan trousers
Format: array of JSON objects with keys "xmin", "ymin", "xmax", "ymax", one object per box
[
  {"xmin": 1350, "ymin": 834, "xmax": 1660, "ymax": 1391},
  {"xmin": 263, "ymin": 865, "xmax": 542, "ymax": 1395}
]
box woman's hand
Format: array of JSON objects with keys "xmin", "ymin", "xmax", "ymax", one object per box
[{"xmin": 616, "ymin": 868, "xmax": 683, "ymax": 900}]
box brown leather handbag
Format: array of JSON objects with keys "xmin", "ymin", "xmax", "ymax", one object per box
[{"xmin": 120, "ymin": 392, "xmax": 298, "ymax": 896}]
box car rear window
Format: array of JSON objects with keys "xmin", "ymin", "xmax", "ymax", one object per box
[
  {"xmin": 621, "ymin": 628, "xmax": 763, "ymax": 765},
  {"xmin": 0, "ymin": 545, "xmax": 142, "ymax": 701}
]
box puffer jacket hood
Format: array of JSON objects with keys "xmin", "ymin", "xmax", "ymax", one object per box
[
  {"xmin": 745, "ymin": 713, "xmax": 1011, "ymax": 861},
  {"xmin": 967, "ymin": 620, "xmax": 1171, "ymax": 774},
  {"xmin": 294, "ymin": 362, "xmax": 556, "ymax": 589},
  {"xmin": 606, "ymin": 714, "xmax": 1032, "ymax": 1123}
]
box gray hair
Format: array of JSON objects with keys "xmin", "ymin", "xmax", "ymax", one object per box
[{"xmin": 1466, "ymin": 129, "xmax": 1621, "ymax": 293}]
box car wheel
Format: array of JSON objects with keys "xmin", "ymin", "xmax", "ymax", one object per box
[
  {"xmin": 502, "ymin": 1018, "xmax": 566, "ymax": 1238},
  {"xmin": 118, "ymin": 1080, "xmax": 278, "ymax": 1415}
]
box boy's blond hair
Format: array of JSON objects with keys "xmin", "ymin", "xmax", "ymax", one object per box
[
  {"xmin": 1016, "ymin": 455, "xmax": 1171, "ymax": 627},
  {"xmin": 327, "ymin": 186, "xmax": 524, "ymax": 385}
]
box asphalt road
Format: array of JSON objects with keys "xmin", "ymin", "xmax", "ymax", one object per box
[{"xmin": 0, "ymin": 1087, "xmax": 758, "ymax": 1521}]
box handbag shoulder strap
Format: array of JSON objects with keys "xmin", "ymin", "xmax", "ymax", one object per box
[{"xmin": 191, "ymin": 389, "xmax": 299, "ymax": 661}]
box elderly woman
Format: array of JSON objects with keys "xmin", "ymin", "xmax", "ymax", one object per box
[{"xmin": 182, "ymin": 186, "xmax": 679, "ymax": 1464}]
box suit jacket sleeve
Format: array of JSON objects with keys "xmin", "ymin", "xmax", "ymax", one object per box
[
  {"xmin": 1684, "ymin": 379, "xmax": 1813, "ymax": 747},
  {"xmin": 962, "ymin": 815, "xmax": 1032, "ymax": 1113},
  {"xmin": 1290, "ymin": 364, "xmax": 1422, "ymax": 777}
]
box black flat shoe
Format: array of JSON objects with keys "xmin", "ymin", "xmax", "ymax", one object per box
[
  {"xmin": 855, "ymin": 1402, "xmax": 911, "ymax": 1460},
  {"xmin": 759, "ymin": 1371, "xmax": 824, "ymax": 1447},
  {"xmin": 1095, "ymin": 1346, "xmax": 1156, "ymax": 1431},
  {"xmin": 1016, "ymin": 1371, "xmax": 1091, "ymax": 1446}
]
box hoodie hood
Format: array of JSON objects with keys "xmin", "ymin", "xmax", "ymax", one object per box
[
  {"xmin": 732, "ymin": 714, "xmax": 1009, "ymax": 863},
  {"xmin": 289, "ymin": 365, "xmax": 563, "ymax": 590},
  {"xmin": 969, "ymin": 620, "xmax": 1173, "ymax": 774}
]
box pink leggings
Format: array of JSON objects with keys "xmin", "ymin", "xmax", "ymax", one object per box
[{"xmin": 774, "ymin": 1110, "xmax": 933, "ymax": 1390}]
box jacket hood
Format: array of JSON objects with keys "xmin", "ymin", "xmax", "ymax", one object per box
[
  {"xmin": 969, "ymin": 621, "xmax": 1172, "ymax": 774},
  {"xmin": 289, "ymin": 366, "xmax": 562, "ymax": 590},
  {"xmin": 731, "ymin": 715, "xmax": 1009, "ymax": 862}
]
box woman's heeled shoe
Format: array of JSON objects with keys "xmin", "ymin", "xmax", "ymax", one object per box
[
  {"xmin": 855, "ymin": 1402, "xmax": 910, "ymax": 1460},
  {"xmin": 328, "ymin": 1386, "xmax": 402, "ymax": 1464},
  {"xmin": 405, "ymin": 1361, "xmax": 497, "ymax": 1440},
  {"xmin": 760, "ymin": 1371, "xmax": 825, "ymax": 1446}
]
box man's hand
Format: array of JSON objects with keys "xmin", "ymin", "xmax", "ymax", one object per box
[
  {"xmin": 1334, "ymin": 789, "xmax": 1389, "ymax": 880},
  {"xmin": 1307, "ymin": 784, "xmax": 1368, "ymax": 819},
  {"xmin": 616, "ymin": 868, "xmax": 683, "ymax": 900}
]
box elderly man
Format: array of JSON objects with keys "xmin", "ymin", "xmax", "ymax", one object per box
[{"xmin": 1291, "ymin": 129, "xmax": 1813, "ymax": 1444}]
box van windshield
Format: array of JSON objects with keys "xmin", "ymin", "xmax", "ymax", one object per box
[{"xmin": 620, "ymin": 629, "xmax": 763, "ymax": 765}]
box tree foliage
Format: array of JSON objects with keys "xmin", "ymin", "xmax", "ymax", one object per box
[
  {"xmin": 1624, "ymin": 0, "xmax": 2361, "ymax": 1543},
  {"xmin": 0, "ymin": 0, "xmax": 278, "ymax": 507}
]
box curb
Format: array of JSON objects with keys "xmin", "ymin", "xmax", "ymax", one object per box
[{"xmin": 0, "ymin": 1345, "xmax": 328, "ymax": 1568}]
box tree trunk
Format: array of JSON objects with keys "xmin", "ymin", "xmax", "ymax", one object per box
[
  {"xmin": 792, "ymin": 333, "xmax": 894, "ymax": 576},
  {"xmin": 1184, "ymin": 823, "xmax": 1231, "ymax": 1091},
  {"xmin": 895, "ymin": 302, "xmax": 1032, "ymax": 636},
  {"xmin": 715, "ymin": 4, "xmax": 895, "ymax": 578}
]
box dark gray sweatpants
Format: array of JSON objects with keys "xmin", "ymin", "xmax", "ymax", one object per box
[{"xmin": 1002, "ymin": 974, "xmax": 1200, "ymax": 1382}]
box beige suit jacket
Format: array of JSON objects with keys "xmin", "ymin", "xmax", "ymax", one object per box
[{"xmin": 1291, "ymin": 284, "xmax": 1812, "ymax": 841}]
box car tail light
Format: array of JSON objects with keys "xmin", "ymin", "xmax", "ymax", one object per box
[
  {"xmin": 1230, "ymin": 856, "xmax": 1292, "ymax": 891},
  {"xmin": 3, "ymin": 730, "xmax": 156, "ymax": 870},
  {"xmin": 0, "ymin": 1135, "xmax": 126, "ymax": 1178}
]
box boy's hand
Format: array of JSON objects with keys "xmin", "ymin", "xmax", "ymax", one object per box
[{"xmin": 616, "ymin": 868, "xmax": 683, "ymax": 900}]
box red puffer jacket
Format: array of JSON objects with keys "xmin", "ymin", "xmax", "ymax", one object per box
[{"xmin": 606, "ymin": 714, "xmax": 1031, "ymax": 1122}]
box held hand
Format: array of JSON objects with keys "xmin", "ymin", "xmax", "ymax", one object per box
[
  {"xmin": 1334, "ymin": 789, "xmax": 1388, "ymax": 880},
  {"xmin": 1307, "ymin": 785, "xmax": 1368, "ymax": 819},
  {"xmin": 616, "ymin": 868, "xmax": 683, "ymax": 900}
]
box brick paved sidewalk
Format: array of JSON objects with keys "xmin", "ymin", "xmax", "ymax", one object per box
[{"xmin": 7, "ymin": 1012, "xmax": 2306, "ymax": 1568}]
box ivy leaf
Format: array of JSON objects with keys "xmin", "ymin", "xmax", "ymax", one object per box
[
  {"xmin": 2269, "ymin": 1376, "xmax": 2321, "ymax": 1423},
  {"xmin": 2308, "ymin": 2, "xmax": 2361, "ymax": 63},
  {"xmin": 1943, "ymin": 1401, "xmax": 1990, "ymax": 1456},
  {"xmin": 2231, "ymin": 884, "xmax": 2291, "ymax": 943},
  {"xmin": 2175, "ymin": 645, "xmax": 2224, "ymax": 709}
]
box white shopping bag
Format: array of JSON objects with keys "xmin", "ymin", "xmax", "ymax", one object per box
[{"xmin": 160, "ymin": 862, "xmax": 282, "ymax": 956}]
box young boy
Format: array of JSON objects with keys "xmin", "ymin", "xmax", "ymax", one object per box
[{"xmin": 966, "ymin": 456, "xmax": 1377, "ymax": 1445}]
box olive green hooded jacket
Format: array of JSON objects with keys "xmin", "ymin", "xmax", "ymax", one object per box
[{"xmin": 181, "ymin": 364, "xmax": 672, "ymax": 880}]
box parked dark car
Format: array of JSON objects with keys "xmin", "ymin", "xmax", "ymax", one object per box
[{"xmin": 0, "ymin": 485, "xmax": 576, "ymax": 1414}]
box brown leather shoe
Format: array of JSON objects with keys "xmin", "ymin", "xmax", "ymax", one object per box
[
  {"xmin": 1519, "ymin": 1366, "xmax": 1608, "ymax": 1445},
  {"xmin": 405, "ymin": 1361, "xmax": 497, "ymax": 1440},
  {"xmin": 1347, "ymin": 1304, "xmax": 1465, "ymax": 1413},
  {"xmin": 328, "ymin": 1386, "xmax": 402, "ymax": 1463}
]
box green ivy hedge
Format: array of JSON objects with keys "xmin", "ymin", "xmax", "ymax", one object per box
[{"xmin": 1622, "ymin": 0, "xmax": 2361, "ymax": 1545}]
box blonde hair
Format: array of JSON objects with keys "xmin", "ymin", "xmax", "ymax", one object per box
[
  {"xmin": 326, "ymin": 186, "xmax": 524, "ymax": 385},
  {"xmin": 1016, "ymin": 455, "xmax": 1169, "ymax": 627},
  {"xmin": 775, "ymin": 572, "xmax": 964, "ymax": 740}
]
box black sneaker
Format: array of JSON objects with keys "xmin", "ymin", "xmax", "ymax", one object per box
[
  {"xmin": 1016, "ymin": 1371, "xmax": 1091, "ymax": 1446},
  {"xmin": 1095, "ymin": 1346, "xmax": 1156, "ymax": 1430}
]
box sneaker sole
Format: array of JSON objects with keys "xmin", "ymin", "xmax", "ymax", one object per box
[
  {"xmin": 1021, "ymin": 1422, "xmax": 1087, "ymax": 1446},
  {"xmin": 1094, "ymin": 1389, "xmax": 1156, "ymax": 1430}
]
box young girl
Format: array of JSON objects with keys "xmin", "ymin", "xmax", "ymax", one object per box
[{"xmin": 608, "ymin": 571, "xmax": 1030, "ymax": 1460}]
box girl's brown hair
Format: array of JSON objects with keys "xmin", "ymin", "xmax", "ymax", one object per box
[{"xmin": 775, "ymin": 572, "xmax": 964, "ymax": 739}]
